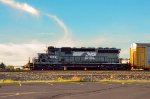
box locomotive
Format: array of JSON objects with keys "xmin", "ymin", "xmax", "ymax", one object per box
[{"xmin": 29, "ymin": 46, "xmax": 129, "ymax": 70}]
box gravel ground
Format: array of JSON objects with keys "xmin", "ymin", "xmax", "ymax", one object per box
[{"xmin": 0, "ymin": 71, "xmax": 150, "ymax": 81}]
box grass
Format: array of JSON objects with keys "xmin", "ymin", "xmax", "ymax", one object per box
[
  {"xmin": 1, "ymin": 79, "xmax": 150, "ymax": 84},
  {"xmin": 97, "ymin": 79, "xmax": 150, "ymax": 83},
  {"xmin": 0, "ymin": 79, "xmax": 81, "ymax": 84},
  {"xmin": 0, "ymin": 79, "xmax": 19, "ymax": 84}
]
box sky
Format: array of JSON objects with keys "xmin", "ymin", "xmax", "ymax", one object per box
[{"xmin": 0, "ymin": 0, "xmax": 150, "ymax": 66}]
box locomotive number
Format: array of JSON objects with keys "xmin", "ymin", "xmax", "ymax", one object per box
[{"xmin": 49, "ymin": 56, "xmax": 57, "ymax": 59}]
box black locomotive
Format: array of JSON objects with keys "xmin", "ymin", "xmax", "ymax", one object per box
[{"xmin": 28, "ymin": 46, "xmax": 129, "ymax": 70}]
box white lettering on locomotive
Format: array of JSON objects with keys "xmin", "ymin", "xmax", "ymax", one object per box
[
  {"xmin": 85, "ymin": 52, "xmax": 96, "ymax": 60},
  {"xmin": 49, "ymin": 55, "xmax": 57, "ymax": 59},
  {"xmin": 73, "ymin": 52, "xmax": 96, "ymax": 60}
]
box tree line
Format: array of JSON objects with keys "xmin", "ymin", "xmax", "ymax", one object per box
[{"xmin": 0, "ymin": 62, "xmax": 22, "ymax": 71}]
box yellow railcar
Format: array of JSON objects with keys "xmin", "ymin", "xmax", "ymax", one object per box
[{"xmin": 130, "ymin": 43, "xmax": 150, "ymax": 70}]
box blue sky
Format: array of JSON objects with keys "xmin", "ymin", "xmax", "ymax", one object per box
[{"xmin": 0, "ymin": 0, "xmax": 150, "ymax": 65}]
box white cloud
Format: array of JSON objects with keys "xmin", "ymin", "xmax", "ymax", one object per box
[
  {"xmin": 0, "ymin": 0, "xmax": 39, "ymax": 16},
  {"xmin": 120, "ymin": 48, "xmax": 129, "ymax": 58},
  {"xmin": 46, "ymin": 14, "xmax": 69, "ymax": 38},
  {"xmin": 0, "ymin": 42, "xmax": 46, "ymax": 66},
  {"xmin": 46, "ymin": 14, "xmax": 76, "ymax": 47}
]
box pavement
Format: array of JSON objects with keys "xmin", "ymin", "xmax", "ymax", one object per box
[{"xmin": 0, "ymin": 82, "xmax": 150, "ymax": 99}]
